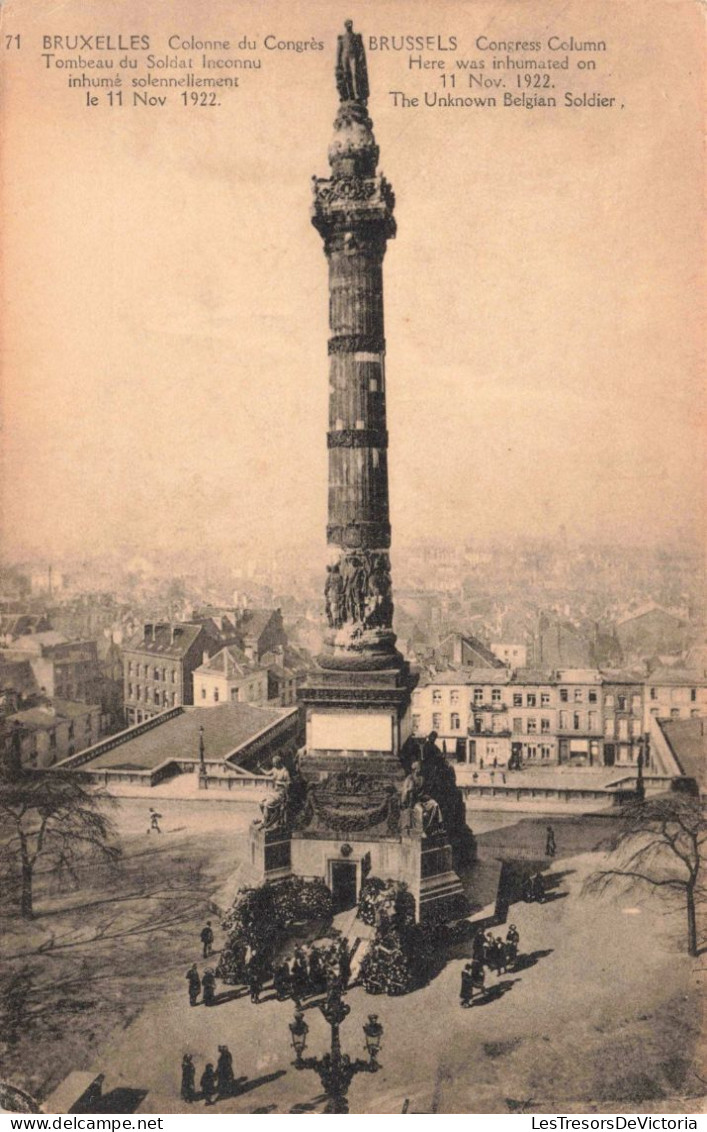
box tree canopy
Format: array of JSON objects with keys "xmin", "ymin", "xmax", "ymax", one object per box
[{"xmin": 584, "ymin": 794, "xmax": 705, "ymax": 956}]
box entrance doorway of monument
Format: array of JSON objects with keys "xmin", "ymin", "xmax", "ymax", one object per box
[{"xmin": 330, "ymin": 861, "xmax": 358, "ymax": 913}]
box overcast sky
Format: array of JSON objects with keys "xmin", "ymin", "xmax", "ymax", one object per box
[{"xmin": 2, "ymin": 0, "xmax": 703, "ymax": 563}]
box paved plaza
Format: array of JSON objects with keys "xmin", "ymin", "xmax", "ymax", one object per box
[
  {"xmin": 55, "ymin": 847, "xmax": 701, "ymax": 1114},
  {"xmin": 2, "ymin": 797, "xmax": 694, "ymax": 1115}
]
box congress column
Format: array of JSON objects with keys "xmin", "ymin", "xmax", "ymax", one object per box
[{"xmin": 312, "ymin": 21, "xmax": 400, "ymax": 672}]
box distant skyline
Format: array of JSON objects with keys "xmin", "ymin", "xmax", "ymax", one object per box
[{"xmin": 2, "ymin": 0, "xmax": 704, "ymax": 564}]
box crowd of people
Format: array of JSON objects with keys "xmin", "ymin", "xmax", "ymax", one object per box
[
  {"xmin": 459, "ymin": 924, "xmax": 521, "ymax": 1008},
  {"xmin": 273, "ymin": 938, "xmax": 351, "ymax": 1006},
  {"xmin": 181, "ymin": 1045, "xmax": 235, "ymax": 1106},
  {"xmin": 186, "ymin": 926, "xmax": 353, "ymax": 1011}
]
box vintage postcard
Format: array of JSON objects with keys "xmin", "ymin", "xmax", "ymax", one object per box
[{"xmin": 0, "ymin": 0, "xmax": 704, "ymax": 1119}]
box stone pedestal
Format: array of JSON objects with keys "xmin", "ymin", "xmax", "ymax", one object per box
[{"xmin": 249, "ymin": 660, "xmax": 466, "ymax": 922}]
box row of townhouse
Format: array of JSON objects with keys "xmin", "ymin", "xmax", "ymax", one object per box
[
  {"xmin": 122, "ymin": 613, "xmax": 299, "ymax": 726},
  {"xmin": 410, "ymin": 666, "xmax": 707, "ymax": 769}
]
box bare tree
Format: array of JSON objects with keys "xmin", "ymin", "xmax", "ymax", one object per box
[
  {"xmin": 584, "ymin": 795, "xmax": 705, "ymax": 957},
  {"xmin": 0, "ymin": 768, "xmax": 121, "ymax": 920}
]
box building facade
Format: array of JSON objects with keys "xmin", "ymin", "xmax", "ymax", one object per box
[
  {"xmin": 193, "ymin": 647, "xmax": 269, "ymax": 707},
  {"xmin": 122, "ymin": 622, "xmax": 230, "ymax": 726},
  {"xmin": 4, "ymin": 700, "xmax": 102, "ymax": 769},
  {"xmin": 644, "ymin": 668, "xmax": 707, "ymax": 730},
  {"xmin": 412, "ymin": 665, "xmax": 651, "ymax": 769},
  {"xmin": 4, "ymin": 632, "xmax": 101, "ymax": 703}
]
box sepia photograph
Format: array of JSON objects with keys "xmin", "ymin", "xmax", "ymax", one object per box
[{"xmin": 0, "ymin": 0, "xmax": 704, "ymax": 1118}]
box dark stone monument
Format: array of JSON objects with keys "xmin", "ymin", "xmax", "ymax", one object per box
[{"xmin": 249, "ymin": 22, "xmax": 470, "ymax": 921}]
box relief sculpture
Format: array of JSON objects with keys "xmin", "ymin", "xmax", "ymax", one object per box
[{"xmin": 324, "ymin": 551, "xmax": 393, "ymax": 632}]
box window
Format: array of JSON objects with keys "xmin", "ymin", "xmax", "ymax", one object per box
[
  {"xmin": 492, "ymin": 688, "xmax": 501, "ymax": 703},
  {"xmin": 512, "ymin": 717, "xmax": 522, "ymax": 734},
  {"xmin": 559, "ymin": 711, "xmax": 568, "ymax": 728},
  {"xmin": 432, "ymin": 713, "xmax": 442, "ymax": 730},
  {"xmin": 541, "ymin": 718, "xmax": 550, "ymax": 733},
  {"xmin": 527, "ymin": 745, "xmax": 537, "ymax": 759},
  {"xmin": 588, "ymin": 711, "xmax": 598, "ymax": 730},
  {"xmin": 450, "ymin": 689, "xmax": 459, "ymax": 705},
  {"xmin": 632, "ymin": 719, "xmax": 642, "ymax": 736},
  {"xmin": 541, "ymin": 745, "xmax": 551, "ymax": 759},
  {"xmin": 588, "ymin": 690, "xmax": 597, "ymax": 703},
  {"xmin": 136, "ymin": 685, "xmax": 141, "ymax": 701},
  {"xmin": 573, "ymin": 713, "xmax": 581, "ymax": 730},
  {"xmin": 214, "ymin": 688, "xmax": 219, "ymax": 703},
  {"xmin": 617, "ymin": 695, "xmax": 627, "ymax": 711},
  {"xmin": 560, "ymin": 688, "xmax": 568, "ymax": 703},
  {"xmin": 541, "ymin": 691, "xmax": 551, "ymax": 706},
  {"xmin": 128, "ymin": 683, "xmax": 133, "ymax": 698},
  {"xmin": 527, "ymin": 717, "xmax": 537, "ymax": 734},
  {"xmin": 691, "ymin": 688, "xmax": 697, "ymax": 702},
  {"xmin": 412, "ymin": 714, "xmax": 420, "ymax": 734},
  {"xmin": 618, "ymin": 719, "xmax": 629, "ymax": 739},
  {"xmin": 450, "ymin": 713, "xmax": 460, "ymax": 730},
  {"xmin": 171, "ymin": 669, "xmax": 176, "ymax": 683},
  {"xmin": 474, "ymin": 688, "xmax": 483, "ymax": 704},
  {"xmin": 513, "ymin": 693, "xmax": 523, "ymax": 707},
  {"xmin": 574, "ymin": 688, "xmax": 583, "ymax": 703},
  {"xmin": 154, "ymin": 689, "xmax": 160, "ymax": 705},
  {"xmin": 670, "ymin": 708, "xmax": 680, "ymax": 720},
  {"xmin": 201, "ymin": 687, "xmax": 206, "ymax": 700},
  {"xmin": 127, "ymin": 661, "xmax": 133, "ymax": 676},
  {"xmin": 154, "ymin": 668, "xmax": 160, "ymax": 681},
  {"xmin": 527, "ymin": 693, "xmax": 536, "ymax": 707},
  {"xmin": 432, "ymin": 690, "xmax": 442, "ymax": 705}
]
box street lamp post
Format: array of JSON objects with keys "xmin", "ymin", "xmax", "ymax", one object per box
[
  {"xmin": 198, "ymin": 725, "xmax": 207, "ymax": 790},
  {"xmin": 289, "ymin": 982, "xmax": 384, "ymax": 1114}
]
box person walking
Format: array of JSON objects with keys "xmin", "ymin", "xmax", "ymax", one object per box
[
  {"xmin": 200, "ymin": 921, "xmax": 215, "ymax": 959},
  {"xmin": 545, "ymin": 825, "xmax": 557, "ymax": 857},
  {"xmin": 181, "ymin": 1054, "xmax": 196, "ymax": 1103},
  {"xmin": 148, "ymin": 807, "xmax": 162, "ymax": 834},
  {"xmin": 308, "ymin": 947, "xmax": 324, "ymax": 994},
  {"xmin": 202, "ymin": 967, "xmax": 217, "ymax": 1007},
  {"xmin": 532, "ymin": 872, "xmax": 545, "ymax": 903},
  {"xmin": 273, "ymin": 961, "xmax": 291, "ymax": 1001},
  {"xmin": 472, "ymin": 930, "xmax": 486, "ymax": 964},
  {"xmin": 291, "ymin": 947, "xmax": 309, "ymax": 1005},
  {"xmin": 505, "ymin": 924, "xmax": 520, "ymax": 967},
  {"xmin": 216, "ymin": 1045, "xmax": 235, "ymax": 1099},
  {"xmin": 186, "ymin": 963, "xmax": 201, "ymax": 1007},
  {"xmin": 494, "ymin": 936, "xmax": 507, "ymax": 975},
  {"xmin": 470, "ymin": 957, "xmax": 485, "ymax": 1003},
  {"xmin": 200, "ymin": 1063, "xmax": 217, "ymax": 1106},
  {"xmin": 337, "ymin": 938, "xmax": 351, "ymax": 990},
  {"xmin": 460, "ymin": 962, "xmax": 474, "ymax": 1008},
  {"xmin": 247, "ymin": 954, "xmax": 264, "ymax": 1004}
]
